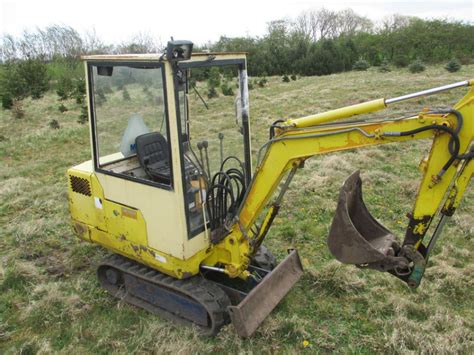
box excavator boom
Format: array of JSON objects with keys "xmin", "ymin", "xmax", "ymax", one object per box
[{"xmin": 212, "ymin": 80, "xmax": 473, "ymax": 335}]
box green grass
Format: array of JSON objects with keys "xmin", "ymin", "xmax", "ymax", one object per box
[{"xmin": 1, "ymin": 64, "xmax": 473, "ymax": 353}]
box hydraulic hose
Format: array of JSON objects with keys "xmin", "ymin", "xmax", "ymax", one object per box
[
  {"xmin": 384, "ymin": 124, "xmax": 460, "ymax": 178},
  {"xmin": 427, "ymin": 109, "xmax": 472, "ymax": 159}
]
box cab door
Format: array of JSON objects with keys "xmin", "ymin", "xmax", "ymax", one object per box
[{"xmin": 86, "ymin": 60, "xmax": 188, "ymax": 259}]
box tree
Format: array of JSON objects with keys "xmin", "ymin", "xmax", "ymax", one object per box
[
  {"xmin": 408, "ymin": 59, "xmax": 426, "ymax": 73},
  {"xmin": 445, "ymin": 58, "xmax": 461, "ymax": 72},
  {"xmin": 295, "ymin": 8, "xmax": 338, "ymax": 41},
  {"xmin": 336, "ymin": 9, "xmax": 373, "ymax": 36},
  {"xmin": 0, "ymin": 59, "xmax": 49, "ymax": 106},
  {"xmin": 0, "ymin": 34, "xmax": 18, "ymax": 62},
  {"xmin": 83, "ymin": 29, "xmax": 111, "ymax": 54},
  {"xmin": 117, "ymin": 32, "xmax": 162, "ymax": 54}
]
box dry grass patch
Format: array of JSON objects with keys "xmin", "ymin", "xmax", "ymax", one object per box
[{"xmin": 0, "ymin": 64, "xmax": 473, "ymax": 352}]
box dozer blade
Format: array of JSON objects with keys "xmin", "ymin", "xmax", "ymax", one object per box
[
  {"xmin": 228, "ymin": 249, "xmax": 303, "ymax": 337},
  {"xmin": 327, "ymin": 171, "xmax": 407, "ymax": 271}
]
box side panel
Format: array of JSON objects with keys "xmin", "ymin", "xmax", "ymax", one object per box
[
  {"xmin": 95, "ymin": 172, "xmax": 186, "ymax": 259},
  {"xmin": 103, "ymin": 200, "xmax": 147, "ymax": 247},
  {"xmin": 68, "ymin": 163, "xmax": 106, "ymax": 236},
  {"xmin": 69, "ymin": 163, "xmax": 212, "ymax": 278}
]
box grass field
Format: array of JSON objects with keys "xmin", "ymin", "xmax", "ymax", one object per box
[{"xmin": 1, "ymin": 64, "xmax": 473, "ymax": 353}]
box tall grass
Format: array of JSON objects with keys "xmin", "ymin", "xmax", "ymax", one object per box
[{"xmin": 1, "ymin": 64, "xmax": 473, "ymax": 353}]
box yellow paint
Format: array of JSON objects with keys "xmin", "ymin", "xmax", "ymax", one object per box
[
  {"xmin": 67, "ymin": 166, "xmax": 105, "ymax": 232},
  {"xmin": 69, "ymin": 167, "xmax": 212, "ymax": 278},
  {"xmin": 104, "ymin": 200, "xmax": 146, "ymax": 246},
  {"xmin": 223, "ymin": 84, "xmax": 472, "ymax": 269},
  {"xmin": 236, "ymin": 116, "xmax": 439, "ymax": 231},
  {"xmin": 88, "ymin": 224, "xmax": 212, "ymax": 279},
  {"xmin": 442, "ymin": 158, "xmax": 473, "ymax": 213},
  {"xmin": 411, "ymin": 87, "xmax": 473, "ymax": 221},
  {"xmin": 286, "ymin": 98, "xmax": 386, "ymax": 127},
  {"xmin": 70, "ymin": 52, "xmax": 472, "ymax": 282},
  {"xmin": 70, "ymin": 54, "xmax": 235, "ymax": 278}
]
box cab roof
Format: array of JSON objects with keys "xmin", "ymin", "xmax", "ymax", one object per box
[{"xmin": 81, "ymin": 52, "xmax": 247, "ymax": 62}]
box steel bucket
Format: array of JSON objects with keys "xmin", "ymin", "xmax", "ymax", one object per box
[{"xmin": 327, "ymin": 171, "xmax": 407, "ymax": 271}]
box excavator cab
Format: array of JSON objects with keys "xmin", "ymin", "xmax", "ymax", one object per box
[
  {"xmin": 81, "ymin": 50, "xmax": 251, "ymax": 245},
  {"xmin": 68, "ymin": 42, "xmax": 303, "ymax": 336}
]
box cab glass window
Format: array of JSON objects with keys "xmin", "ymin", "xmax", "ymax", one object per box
[
  {"xmin": 178, "ymin": 64, "xmax": 249, "ymax": 237},
  {"xmin": 90, "ymin": 64, "xmax": 172, "ymax": 187}
]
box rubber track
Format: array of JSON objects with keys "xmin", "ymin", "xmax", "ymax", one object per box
[{"xmin": 98, "ymin": 254, "xmax": 230, "ymax": 336}]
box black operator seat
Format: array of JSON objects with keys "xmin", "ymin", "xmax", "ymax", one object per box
[{"xmin": 135, "ymin": 132, "xmax": 171, "ymax": 184}]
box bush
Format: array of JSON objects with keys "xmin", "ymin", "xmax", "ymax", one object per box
[
  {"xmin": 290, "ymin": 74, "xmax": 297, "ymax": 81},
  {"xmin": 353, "ymin": 59, "xmax": 370, "ymax": 71},
  {"xmin": 78, "ymin": 106, "xmax": 88, "ymax": 124},
  {"xmin": 221, "ymin": 81, "xmax": 234, "ymax": 96},
  {"xmin": 122, "ymin": 88, "xmax": 131, "ymax": 101},
  {"xmin": 409, "ymin": 60, "xmax": 426, "ymax": 73},
  {"xmin": 0, "ymin": 59, "xmax": 49, "ymax": 103},
  {"xmin": 56, "ymin": 76, "xmax": 73, "ymax": 100},
  {"xmin": 11, "ymin": 101, "xmax": 25, "ymax": 119},
  {"xmin": 379, "ymin": 59, "xmax": 391, "ymax": 73},
  {"xmin": 95, "ymin": 88, "xmax": 107, "ymax": 106},
  {"xmin": 49, "ymin": 119, "xmax": 60, "ymax": 129},
  {"xmin": 206, "ymin": 67, "xmax": 221, "ymax": 99},
  {"xmin": 56, "ymin": 86, "xmax": 68, "ymax": 101},
  {"xmin": 74, "ymin": 78, "xmax": 86, "ymax": 96},
  {"xmin": 19, "ymin": 60, "xmax": 50, "ymax": 99},
  {"xmin": 75, "ymin": 94, "xmax": 84, "ymax": 105},
  {"xmin": 445, "ymin": 58, "xmax": 461, "ymax": 73},
  {"xmin": 207, "ymin": 86, "xmax": 218, "ymax": 99},
  {"xmin": 1, "ymin": 94, "xmax": 13, "ymax": 110},
  {"xmin": 207, "ymin": 67, "xmax": 221, "ymax": 88},
  {"xmin": 258, "ymin": 77, "xmax": 268, "ymax": 88},
  {"xmin": 0, "ymin": 63, "xmax": 28, "ymax": 101},
  {"xmin": 73, "ymin": 78, "xmax": 86, "ymax": 104},
  {"xmin": 282, "ymin": 75, "xmax": 290, "ymax": 83},
  {"xmin": 58, "ymin": 104, "xmax": 68, "ymax": 112},
  {"xmin": 393, "ymin": 55, "xmax": 409, "ymax": 68}
]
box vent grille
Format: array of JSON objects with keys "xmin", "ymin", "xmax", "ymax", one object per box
[{"xmin": 70, "ymin": 175, "xmax": 91, "ymax": 196}]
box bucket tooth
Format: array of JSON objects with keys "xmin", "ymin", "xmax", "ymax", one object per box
[
  {"xmin": 228, "ymin": 249, "xmax": 303, "ymax": 337},
  {"xmin": 327, "ymin": 171, "xmax": 407, "ymax": 271}
]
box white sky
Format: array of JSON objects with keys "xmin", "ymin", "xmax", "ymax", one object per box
[{"xmin": 1, "ymin": 0, "xmax": 473, "ymax": 45}]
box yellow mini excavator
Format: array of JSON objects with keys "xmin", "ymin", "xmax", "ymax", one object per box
[{"xmin": 68, "ymin": 41, "xmax": 473, "ymax": 336}]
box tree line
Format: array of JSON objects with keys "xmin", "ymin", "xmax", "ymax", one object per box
[
  {"xmin": 0, "ymin": 25, "xmax": 162, "ymax": 61},
  {"xmin": 211, "ymin": 11, "xmax": 473, "ymax": 76},
  {"xmin": 2, "ymin": 10, "xmax": 473, "ymax": 70}
]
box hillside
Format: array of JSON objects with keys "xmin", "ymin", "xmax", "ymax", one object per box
[{"xmin": 1, "ymin": 65, "xmax": 473, "ymax": 353}]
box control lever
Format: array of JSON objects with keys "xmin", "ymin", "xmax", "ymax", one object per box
[
  {"xmin": 218, "ymin": 133, "xmax": 224, "ymax": 166},
  {"xmin": 202, "ymin": 140, "xmax": 211, "ymax": 178},
  {"xmin": 197, "ymin": 141, "xmax": 206, "ymax": 178}
]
